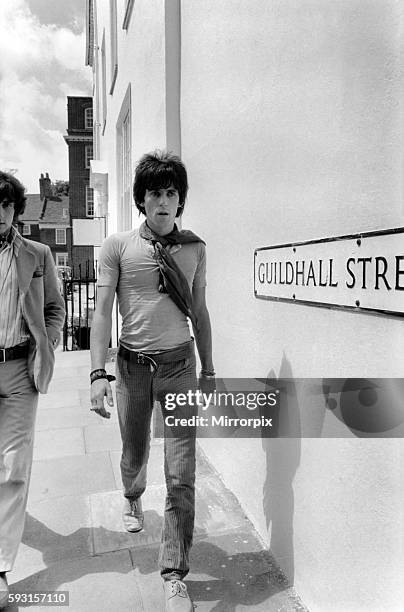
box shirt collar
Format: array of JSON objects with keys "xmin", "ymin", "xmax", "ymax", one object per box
[{"xmin": 8, "ymin": 225, "xmax": 23, "ymax": 255}]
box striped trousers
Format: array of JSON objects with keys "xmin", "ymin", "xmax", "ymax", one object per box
[
  {"xmin": 115, "ymin": 347, "xmax": 197, "ymax": 580},
  {"xmin": 0, "ymin": 358, "xmax": 38, "ymax": 571}
]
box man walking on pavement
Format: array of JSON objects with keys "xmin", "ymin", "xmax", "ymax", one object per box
[
  {"xmin": 90, "ymin": 150, "xmax": 215, "ymax": 612},
  {"xmin": 0, "ymin": 172, "xmax": 65, "ymax": 609}
]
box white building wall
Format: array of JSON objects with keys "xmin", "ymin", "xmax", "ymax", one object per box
[
  {"xmin": 88, "ymin": 1, "xmax": 404, "ymax": 609},
  {"xmin": 92, "ymin": 0, "xmax": 167, "ymax": 235},
  {"xmin": 180, "ymin": 2, "xmax": 404, "ymax": 611}
]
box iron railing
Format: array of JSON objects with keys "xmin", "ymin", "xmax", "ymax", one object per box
[{"xmin": 62, "ymin": 261, "xmax": 97, "ymax": 351}]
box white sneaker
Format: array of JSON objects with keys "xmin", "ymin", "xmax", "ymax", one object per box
[
  {"xmin": 164, "ymin": 580, "xmax": 194, "ymax": 612},
  {"xmin": 122, "ymin": 497, "xmax": 144, "ymax": 532}
]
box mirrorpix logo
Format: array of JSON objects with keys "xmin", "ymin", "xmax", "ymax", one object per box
[{"xmin": 163, "ymin": 384, "xmax": 281, "ymax": 438}]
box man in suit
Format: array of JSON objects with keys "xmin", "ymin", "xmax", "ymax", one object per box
[{"xmin": 0, "ymin": 172, "xmax": 65, "ymax": 608}]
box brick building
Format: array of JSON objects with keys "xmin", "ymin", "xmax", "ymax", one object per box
[
  {"xmin": 19, "ymin": 173, "xmax": 71, "ymax": 273},
  {"xmin": 64, "ymin": 96, "xmax": 95, "ymax": 278}
]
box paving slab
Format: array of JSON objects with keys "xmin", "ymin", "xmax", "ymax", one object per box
[
  {"xmin": 29, "ymin": 453, "xmax": 115, "ymax": 503},
  {"xmin": 187, "ymin": 532, "xmax": 305, "ymax": 612},
  {"xmin": 83, "ymin": 424, "xmax": 122, "ymax": 454},
  {"xmin": 128, "ymin": 533, "xmax": 307, "ymax": 612},
  {"xmin": 131, "ymin": 566, "xmax": 165, "ymax": 612},
  {"xmin": 33, "ymin": 428, "xmax": 85, "ymax": 460},
  {"xmin": 109, "ymin": 442, "xmax": 227, "ymax": 492},
  {"xmin": 48, "ymin": 370, "xmax": 88, "ymax": 384},
  {"xmin": 35, "ymin": 406, "xmax": 99, "ymax": 431},
  {"xmin": 78, "ymin": 387, "xmax": 120, "ymax": 422},
  {"xmin": 53, "ymin": 348, "xmax": 91, "ymax": 367},
  {"xmin": 194, "ymin": 475, "xmax": 252, "ymax": 537},
  {"xmin": 90, "ymin": 489, "xmax": 164, "ymax": 554},
  {"xmin": 37, "ymin": 390, "xmax": 81, "ymax": 411},
  {"xmin": 19, "ymin": 496, "xmax": 93, "ymax": 569},
  {"xmin": 90, "ymin": 475, "xmax": 255, "ymax": 557},
  {"xmin": 109, "ymin": 442, "xmax": 165, "ymax": 489},
  {"xmin": 195, "ymin": 445, "xmax": 217, "ymax": 478},
  {"xmin": 7, "ymin": 550, "xmax": 142, "ymax": 612},
  {"xmin": 78, "ymin": 387, "xmax": 91, "ymax": 410}
]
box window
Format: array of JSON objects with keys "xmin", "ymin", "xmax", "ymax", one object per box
[
  {"xmin": 56, "ymin": 253, "xmax": 68, "ymax": 268},
  {"xmin": 85, "ymin": 145, "xmax": 93, "ymax": 169},
  {"xmin": 55, "ymin": 228, "xmax": 66, "ymax": 245},
  {"xmin": 85, "ymin": 107, "xmax": 93, "ymax": 129},
  {"xmin": 22, "ymin": 224, "xmax": 31, "ymax": 235},
  {"xmin": 123, "ymin": 0, "xmax": 135, "ymax": 29},
  {"xmin": 109, "ymin": 0, "xmax": 118, "ymax": 93},
  {"xmin": 101, "ymin": 33, "xmax": 107, "ymax": 132},
  {"xmin": 62, "ymin": 208, "xmax": 68, "ymax": 219},
  {"xmin": 86, "ymin": 186, "xmax": 94, "ymax": 217}
]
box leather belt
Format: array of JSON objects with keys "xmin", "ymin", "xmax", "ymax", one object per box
[
  {"xmin": 118, "ymin": 341, "xmax": 193, "ymax": 369},
  {"xmin": 0, "ymin": 342, "xmax": 30, "ymax": 364}
]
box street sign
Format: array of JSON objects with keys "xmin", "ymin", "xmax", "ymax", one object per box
[{"xmin": 254, "ymin": 228, "xmax": 404, "ymax": 316}]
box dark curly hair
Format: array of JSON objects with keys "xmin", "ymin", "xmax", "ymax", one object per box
[
  {"xmin": 0, "ymin": 171, "xmax": 27, "ymax": 219},
  {"xmin": 133, "ymin": 150, "xmax": 188, "ymax": 217}
]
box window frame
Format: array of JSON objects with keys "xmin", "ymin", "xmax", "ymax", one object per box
[
  {"xmin": 84, "ymin": 107, "xmax": 93, "ymax": 129},
  {"xmin": 101, "ymin": 32, "xmax": 107, "ymax": 133},
  {"xmin": 85, "ymin": 144, "xmax": 93, "ymax": 169},
  {"xmin": 86, "ymin": 185, "xmax": 95, "ymax": 217},
  {"xmin": 55, "ymin": 228, "xmax": 67, "ymax": 245},
  {"xmin": 22, "ymin": 224, "xmax": 31, "ymax": 236},
  {"xmin": 56, "ymin": 252, "xmax": 68, "ymax": 268}
]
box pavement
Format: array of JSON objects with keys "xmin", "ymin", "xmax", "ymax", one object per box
[{"xmin": 4, "ymin": 349, "xmax": 308, "ymax": 612}]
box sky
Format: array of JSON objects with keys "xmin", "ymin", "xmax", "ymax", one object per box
[{"xmin": 0, "ymin": 0, "xmax": 92, "ymax": 192}]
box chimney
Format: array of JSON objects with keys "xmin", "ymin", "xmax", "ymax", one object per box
[{"xmin": 39, "ymin": 172, "xmax": 53, "ymax": 201}]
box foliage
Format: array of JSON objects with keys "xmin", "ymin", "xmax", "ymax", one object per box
[{"xmin": 54, "ymin": 180, "xmax": 69, "ymax": 196}]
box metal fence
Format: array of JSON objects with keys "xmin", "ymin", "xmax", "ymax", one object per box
[{"xmin": 62, "ymin": 261, "xmax": 97, "ymax": 351}]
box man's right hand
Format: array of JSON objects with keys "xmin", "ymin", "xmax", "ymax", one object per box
[{"xmin": 90, "ymin": 378, "xmax": 114, "ymax": 419}]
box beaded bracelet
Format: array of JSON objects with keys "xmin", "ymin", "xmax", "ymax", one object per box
[
  {"xmin": 90, "ymin": 370, "xmax": 116, "ymax": 384},
  {"xmin": 90, "ymin": 369, "xmax": 107, "ymax": 384}
]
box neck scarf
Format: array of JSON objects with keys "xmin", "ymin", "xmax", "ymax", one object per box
[
  {"xmin": 139, "ymin": 221, "xmax": 205, "ymax": 246},
  {"xmin": 139, "ymin": 221, "xmax": 205, "ymax": 327}
]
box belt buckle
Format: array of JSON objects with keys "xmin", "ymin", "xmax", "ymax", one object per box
[
  {"xmin": 0, "ymin": 348, "xmax": 6, "ymax": 364},
  {"xmin": 137, "ymin": 353, "xmax": 146, "ymax": 365}
]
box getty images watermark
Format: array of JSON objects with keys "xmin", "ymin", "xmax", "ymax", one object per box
[
  {"xmin": 161, "ymin": 378, "xmax": 404, "ymax": 438},
  {"xmin": 163, "ymin": 386, "xmax": 281, "ymax": 437}
]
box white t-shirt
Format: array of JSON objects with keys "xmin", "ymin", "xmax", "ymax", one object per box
[{"xmin": 97, "ymin": 228, "xmax": 206, "ymax": 351}]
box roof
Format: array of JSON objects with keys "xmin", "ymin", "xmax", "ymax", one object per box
[{"xmin": 21, "ymin": 194, "xmax": 70, "ymax": 225}]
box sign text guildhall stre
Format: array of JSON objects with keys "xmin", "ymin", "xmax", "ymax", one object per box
[{"xmin": 254, "ymin": 228, "xmax": 404, "ymax": 316}]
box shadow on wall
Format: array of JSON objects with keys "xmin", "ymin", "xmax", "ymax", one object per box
[
  {"xmin": 260, "ymin": 353, "xmax": 327, "ymax": 584},
  {"xmin": 260, "ymin": 364, "xmax": 404, "ymax": 584},
  {"xmin": 260, "ymin": 354, "xmax": 301, "ymax": 584}
]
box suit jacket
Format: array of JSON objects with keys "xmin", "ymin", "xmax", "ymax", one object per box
[{"xmin": 16, "ymin": 238, "xmax": 65, "ymax": 393}]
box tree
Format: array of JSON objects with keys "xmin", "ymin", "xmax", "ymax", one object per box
[{"xmin": 54, "ymin": 180, "xmax": 69, "ymax": 196}]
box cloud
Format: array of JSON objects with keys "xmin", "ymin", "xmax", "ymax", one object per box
[{"xmin": 0, "ymin": 0, "xmax": 91, "ymax": 192}]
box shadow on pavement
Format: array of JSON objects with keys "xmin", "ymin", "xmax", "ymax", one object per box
[{"xmin": 7, "ymin": 512, "xmax": 293, "ymax": 610}]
